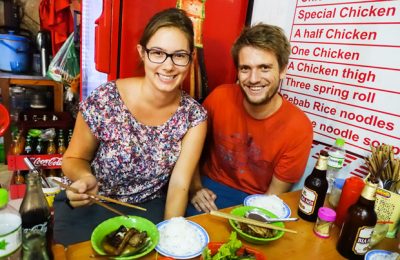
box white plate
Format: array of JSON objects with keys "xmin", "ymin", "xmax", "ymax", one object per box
[
  {"xmin": 365, "ymin": 249, "xmax": 399, "ymax": 260},
  {"xmin": 243, "ymin": 194, "xmax": 291, "ymax": 218},
  {"xmin": 156, "ymin": 219, "xmax": 209, "ymax": 259}
]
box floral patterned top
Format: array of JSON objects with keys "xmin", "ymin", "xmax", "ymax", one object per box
[{"xmin": 79, "ymin": 81, "xmax": 207, "ymax": 203}]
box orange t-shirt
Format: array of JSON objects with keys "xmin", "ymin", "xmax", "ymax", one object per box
[{"xmin": 202, "ymin": 84, "xmax": 313, "ymax": 194}]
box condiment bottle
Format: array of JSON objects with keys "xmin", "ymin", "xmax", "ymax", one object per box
[
  {"xmin": 19, "ymin": 171, "xmax": 53, "ymax": 260},
  {"xmin": 336, "ymin": 180, "xmax": 378, "ymax": 259},
  {"xmin": 313, "ymin": 207, "xmax": 336, "ymax": 238},
  {"xmin": 0, "ymin": 188, "xmax": 22, "ymax": 260},
  {"xmin": 298, "ymin": 150, "xmax": 329, "ymax": 222},
  {"xmin": 335, "ymin": 176, "xmax": 365, "ymax": 227}
]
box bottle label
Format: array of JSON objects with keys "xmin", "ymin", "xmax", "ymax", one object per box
[
  {"xmin": 352, "ymin": 226, "xmax": 374, "ymax": 255},
  {"xmin": 0, "ymin": 224, "xmax": 22, "ymax": 257},
  {"xmin": 298, "ymin": 187, "xmax": 317, "ymax": 215},
  {"xmin": 22, "ymin": 222, "xmax": 49, "ymax": 257},
  {"xmin": 328, "ymin": 154, "xmax": 345, "ymax": 168},
  {"xmin": 22, "ymin": 222, "xmax": 48, "ymax": 236}
]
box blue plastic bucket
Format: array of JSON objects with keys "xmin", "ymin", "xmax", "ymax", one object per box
[{"xmin": 0, "ymin": 33, "xmax": 31, "ymax": 72}]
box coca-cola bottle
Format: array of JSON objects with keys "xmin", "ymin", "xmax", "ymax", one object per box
[{"xmin": 19, "ymin": 171, "xmax": 53, "ymax": 260}]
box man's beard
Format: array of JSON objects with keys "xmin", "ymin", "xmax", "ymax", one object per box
[{"xmin": 241, "ymin": 83, "xmax": 279, "ymax": 106}]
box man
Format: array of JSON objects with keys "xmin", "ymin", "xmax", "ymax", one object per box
[{"xmin": 186, "ymin": 23, "xmax": 313, "ymax": 215}]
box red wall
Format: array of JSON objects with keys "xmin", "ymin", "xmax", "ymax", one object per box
[{"xmin": 96, "ymin": 0, "xmax": 248, "ymax": 94}]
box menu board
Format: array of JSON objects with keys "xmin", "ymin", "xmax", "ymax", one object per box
[{"xmin": 252, "ymin": 0, "xmax": 400, "ymax": 179}]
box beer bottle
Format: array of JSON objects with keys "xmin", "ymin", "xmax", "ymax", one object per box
[
  {"xmin": 298, "ymin": 150, "xmax": 329, "ymax": 222},
  {"xmin": 336, "ymin": 180, "xmax": 378, "ymax": 259},
  {"xmin": 19, "ymin": 172, "xmax": 53, "ymax": 260}
]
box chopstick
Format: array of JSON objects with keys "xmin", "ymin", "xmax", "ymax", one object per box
[
  {"xmin": 52, "ymin": 179, "xmax": 146, "ymax": 212},
  {"xmin": 210, "ymin": 210, "xmax": 297, "ymax": 234},
  {"xmin": 91, "ymin": 200, "xmax": 128, "ymax": 218}
]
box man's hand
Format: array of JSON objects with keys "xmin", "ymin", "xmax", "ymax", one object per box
[{"xmin": 190, "ymin": 188, "xmax": 218, "ymax": 213}]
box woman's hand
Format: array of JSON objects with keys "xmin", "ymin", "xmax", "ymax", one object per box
[
  {"xmin": 66, "ymin": 174, "xmax": 99, "ymax": 208},
  {"xmin": 190, "ymin": 187, "xmax": 218, "ymax": 213}
]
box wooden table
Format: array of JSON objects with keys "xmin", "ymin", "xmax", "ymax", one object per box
[{"xmin": 52, "ymin": 190, "xmax": 399, "ymax": 259}]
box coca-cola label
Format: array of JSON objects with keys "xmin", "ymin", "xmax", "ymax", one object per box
[
  {"xmin": 32, "ymin": 157, "xmax": 62, "ymax": 167},
  {"xmin": 298, "ymin": 187, "xmax": 317, "ymax": 215},
  {"xmin": 22, "ymin": 222, "xmax": 48, "ymax": 235},
  {"xmin": 352, "ymin": 226, "xmax": 374, "ymax": 255}
]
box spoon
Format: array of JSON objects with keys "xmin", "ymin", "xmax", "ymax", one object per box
[
  {"xmin": 375, "ymin": 159, "xmax": 389, "ymax": 188},
  {"xmin": 245, "ymin": 209, "xmax": 298, "ymax": 223}
]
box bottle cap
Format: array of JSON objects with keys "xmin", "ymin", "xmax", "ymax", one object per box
[
  {"xmin": 335, "ymin": 138, "xmax": 345, "ymax": 147},
  {"xmin": 334, "ymin": 178, "xmax": 345, "ymax": 189},
  {"xmin": 318, "ymin": 207, "xmax": 336, "ymax": 222},
  {"xmin": 0, "ymin": 188, "xmax": 9, "ymax": 208}
]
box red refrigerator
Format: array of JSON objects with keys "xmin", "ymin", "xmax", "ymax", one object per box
[{"xmin": 81, "ymin": 0, "xmax": 250, "ymax": 99}]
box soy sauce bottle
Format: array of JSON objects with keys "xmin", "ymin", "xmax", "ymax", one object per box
[
  {"xmin": 336, "ymin": 180, "xmax": 378, "ymax": 259},
  {"xmin": 298, "ymin": 150, "xmax": 329, "ymax": 222},
  {"xmin": 19, "ymin": 171, "xmax": 53, "ymax": 260}
]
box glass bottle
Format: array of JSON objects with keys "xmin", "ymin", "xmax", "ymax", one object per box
[
  {"xmin": 326, "ymin": 138, "xmax": 346, "ymax": 193},
  {"xmin": 14, "ymin": 170, "xmax": 25, "ymax": 185},
  {"xmin": 11, "ymin": 138, "xmax": 21, "ymax": 155},
  {"xmin": 35, "ymin": 138, "xmax": 45, "ymax": 154},
  {"xmin": 19, "ymin": 172, "xmax": 53, "ymax": 260},
  {"xmin": 46, "ymin": 138, "xmax": 56, "ymax": 155},
  {"xmin": 57, "ymin": 139, "xmax": 66, "ymax": 155},
  {"xmin": 24, "ymin": 136, "xmax": 33, "ymax": 155},
  {"xmin": 0, "ymin": 188, "xmax": 22, "ymax": 260},
  {"xmin": 336, "ymin": 180, "xmax": 378, "ymax": 259},
  {"xmin": 313, "ymin": 207, "xmax": 336, "ymax": 238},
  {"xmin": 17, "ymin": 131, "xmax": 26, "ymax": 154},
  {"xmin": 298, "ymin": 150, "xmax": 329, "ymax": 222},
  {"xmin": 57, "ymin": 129, "xmax": 64, "ymax": 143},
  {"xmin": 67, "ymin": 129, "xmax": 73, "ymax": 147}
]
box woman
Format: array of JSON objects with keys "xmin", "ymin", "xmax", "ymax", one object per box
[{"xmin": 54, "ymin": 8, "xmax": 207, "ymax": 246}]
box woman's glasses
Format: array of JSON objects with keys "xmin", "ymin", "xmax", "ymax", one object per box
[{"xmin": 144, "ymin": 47, "xmax": 191, "ymax": 66}]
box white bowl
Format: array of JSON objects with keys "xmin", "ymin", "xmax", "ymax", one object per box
[{"xmin": 243, "ymin": 194, "xmax": 291, "ymax": 218}]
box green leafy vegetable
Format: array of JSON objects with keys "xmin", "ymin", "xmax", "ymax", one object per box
[{"xmin": 202, "ymin": 232, "xmax": 256, "ymax": 260}]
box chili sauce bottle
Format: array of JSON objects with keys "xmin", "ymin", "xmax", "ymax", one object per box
[{"xmin": 298, "ymin": 150, "xmax": 329, "ymax": 222}]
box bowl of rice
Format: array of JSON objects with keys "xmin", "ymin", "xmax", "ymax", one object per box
[
  {"xmin": 229, "ymin": 206, "xmax": 285, "ymax": 244},
  {"xmin": 244, "ymin": 194, "xmax": 291, "ymax": 218},
  {"xmin": 156, "ymin": 217, "xmax": 209, "ymax": 259}
]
